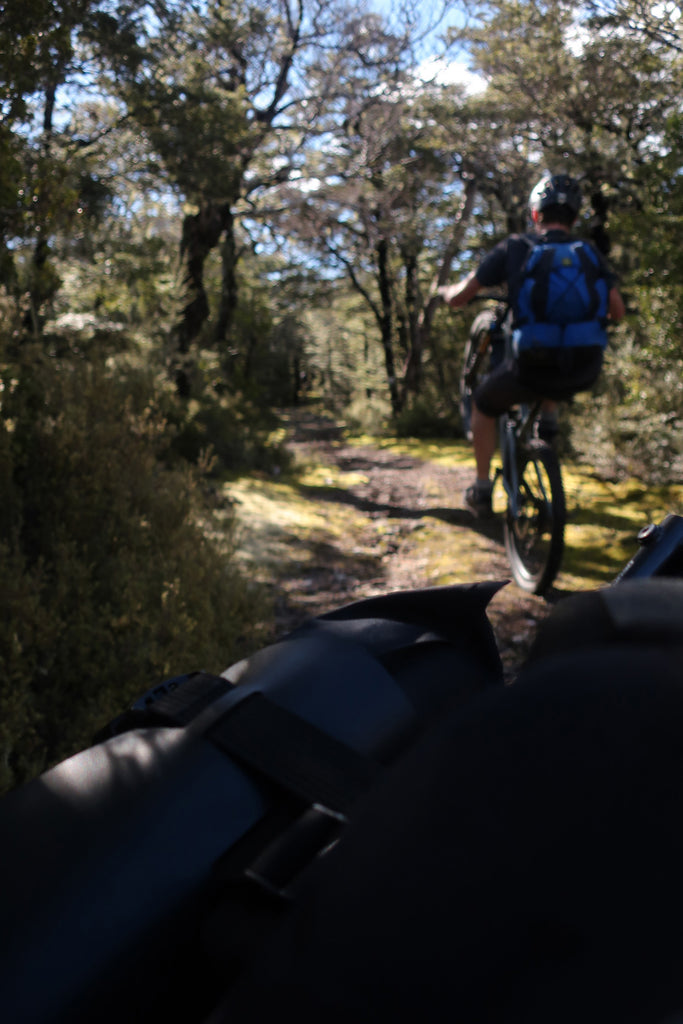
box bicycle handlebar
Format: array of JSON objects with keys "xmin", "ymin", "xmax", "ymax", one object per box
[
  {"xmin": 613, "ymin": 513, "xmax": 683, "ymax": 581},
  {"xmin": 437, "ymin": 285, "xmax": 508, "ymax": 307}
]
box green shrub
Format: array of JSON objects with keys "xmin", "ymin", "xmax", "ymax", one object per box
[
  {"xmin": 344, "ymin": 393, "xmax": 393, "ymax": 435},
  {"xmin": 393, "ymin": 393, "xmax": 462, "ymax": 439},
  {"xmin": 0, "ymin": 350, "xmax": 271, "ymax": 790},
  {"xmin": 166, "ymin": 387, "xmax": 292, "ymax": 474},
  {"xmin": 571, "ymin": 321, "xmax": 683, "ymax": 484}
]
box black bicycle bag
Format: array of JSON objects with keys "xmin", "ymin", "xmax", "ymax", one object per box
[{"xmin": 0, "ymin": 582, "xmax": 504, "ymax": 1024}]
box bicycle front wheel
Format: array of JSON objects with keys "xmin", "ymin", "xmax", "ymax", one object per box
[{"xmin": 504, "ymin": 440, "xmax": 565, "ymax": 595}]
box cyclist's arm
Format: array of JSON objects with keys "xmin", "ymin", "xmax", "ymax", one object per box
[
  {"xmin": 438, "ymin": 272, "xmax": 482, "ymax": 308},
  {"xmin": 594, "ymin": 244, "xmax": 625, "ymax": 323},
  {"xmin": 608, "ymin": 286, "xmax": 625, "ymax": 322},
  {"xmin": 439, "ymin": 237, "xmax": 513, "ymax": 308}
]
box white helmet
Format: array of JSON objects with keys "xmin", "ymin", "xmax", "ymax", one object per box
[{"xmin": 529, "ymin": 173, "xmax": 582, "ymax": 217}]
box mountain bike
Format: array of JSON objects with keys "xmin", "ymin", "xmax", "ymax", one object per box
[{"xmin": 460, "ymin": 307, "xmax": 566, "ymax": 595}]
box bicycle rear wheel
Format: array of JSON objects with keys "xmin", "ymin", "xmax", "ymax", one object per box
[
  {"xmin": 504, "ymin": 440, "xmax": 565, "ymax": 594},
  {"xmin": 459, "ymin": 336, "xmax": 479, "ymax": 441}
]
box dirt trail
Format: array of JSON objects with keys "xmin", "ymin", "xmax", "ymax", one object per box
[{"xmin": 229, "ymin": 408, "xmax": 562, "ymax": 680}]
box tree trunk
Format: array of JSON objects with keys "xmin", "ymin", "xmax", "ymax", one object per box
[
  {"xmin": 214, "ymin": 207, "xmax": 238, "ymax": 346},
  {"xmin": 405, "ymin": 177, "xmax": 479, "ymax": 400},
  {"xmin": 589, "ymin": 191, "xmax": 611, "ymax": 255},
  {"xmin": 377, "ymin": 237, "xmax": 401, "ymax": 415},
  {"xmin": 400, "ymin": 246, "xmax": 422, "ymax": 396},
  {"xmin": 173, "ymin": 202, "xmax": 230, "ymax": 396},
  {"xmin": 25, "ymin": 78, "xmax": 59, "ymax": 340}
]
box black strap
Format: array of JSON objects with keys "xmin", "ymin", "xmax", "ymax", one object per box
[
  {"xmin": 95, "ymin": 671, "xmax": 233, "ymax": 739},
  {"xmin": 575, "ymin": 242, "xmax": 601, "ymax": 319},
  {"xmin": 529, "ymin": 246, "xmax": 556, "ymax": 320},
  {"xmin": 134, "ymin": 671, "xmax": 233, "ymax": 724},
  {"xmin": 207, "ymin": 692, "xmax": 378, "ymax": 814}
]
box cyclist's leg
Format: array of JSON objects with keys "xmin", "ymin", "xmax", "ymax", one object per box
[
  {"xmin": 463, "ymin": 363, "xmax": 540, "ymax": 516},
  {"xmin": 464, "ymin": 403, "xmax": 498, "ymax": 516},
  {"xmin": 474, "ymin": 361, "xmax": 546, "ymax": 421},
  {"xmin": 538, "ymin": 399, "xmax": 559, "ymax": 442},
  {"xmin": 471, "ymin": 404, "xmax": 497, "ymax": 481},
  {"xmin": 471, "ymin": 364, "xmax": 542, "ymax": 471},
  {"xmin": 523, "ymin": 348, "xmax": 604, "ymax": 443},
  {"xmin": 460, "ymin": 313, "xmax": 507, "ymax": 445}
]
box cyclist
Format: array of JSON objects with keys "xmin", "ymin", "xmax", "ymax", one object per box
[{"xmin": 439, "ymin": 173, "xmax": 625, "ymax": 517}]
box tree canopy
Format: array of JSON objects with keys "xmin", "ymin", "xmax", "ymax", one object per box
[{"xmin": 4, "ymin": 0, "xmax": 683, "ymax": 450}]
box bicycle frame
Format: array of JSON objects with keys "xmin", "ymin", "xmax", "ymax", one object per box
[{"xmin": 495, "ymin": 400, "xmax": 543, "ymax": 518}]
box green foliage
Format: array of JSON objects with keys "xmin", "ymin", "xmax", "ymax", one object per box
[
  {"xmin": 300, "ymin": 297, "xmax": 388, "ymax": 413},
  {"xmin": 393, "ymin": 392, "xmax": 462, "ymax": 439},
  {"xmin": 344, "ymin": 393, "xmax": 393, "ymax": 436},
  {"xmin": 167, "ymin": 383, "xmax": 291, "ymax": 473},
  {"xmin": 578, "ymin": 315, "xmax": 683, "ymax": 482},
  {"xmin": 54, "ymin": 233, "xmax": 178, "ymax": 331},
  {"xmin": 0, "ymin": 345, "xmax": 271, "ymax": 791}
]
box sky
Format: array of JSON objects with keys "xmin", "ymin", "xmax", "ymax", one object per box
[
  {"xmin": 417, "ymin": 54, "xmax": 487, "ymax": 94},
  {"xmin": 368, "ymin": 0, "xmax": 487, "ymax": 95}
]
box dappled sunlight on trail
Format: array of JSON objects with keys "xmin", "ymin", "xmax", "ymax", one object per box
[{"xmin": 225, "ymin": 407, "xmax": 681, "ymax": 679}]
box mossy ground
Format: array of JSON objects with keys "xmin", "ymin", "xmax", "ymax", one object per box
[{"xmin": 220, "ymin": 409, "xmax": 683, "ymax": 674}]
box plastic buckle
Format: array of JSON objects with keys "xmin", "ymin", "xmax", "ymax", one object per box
[{"xmin": 244, "ymin": 803, "xmax": 348, "ymax": 900}]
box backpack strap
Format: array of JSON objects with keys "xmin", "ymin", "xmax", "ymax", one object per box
[
  {"xmin": 527, "ymin": 246, "xmax": 557, "ymax": 321},
  {"xmin": 574, "ymin": 241, "xmax": 605, "ymax": 320}
]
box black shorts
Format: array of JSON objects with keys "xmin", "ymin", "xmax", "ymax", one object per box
[{"xmin": 474, "ymin": 347, "xmax": 604, "ymax": 417}]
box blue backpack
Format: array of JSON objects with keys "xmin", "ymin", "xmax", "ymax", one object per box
[{"xmin": 513, "ymin": 238, "xmax": 609, "ymax": 355}]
